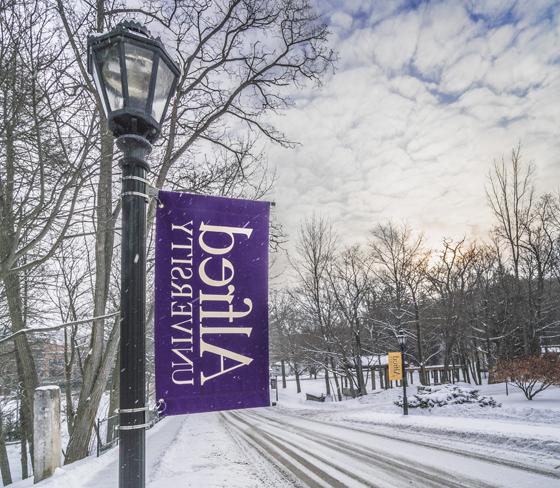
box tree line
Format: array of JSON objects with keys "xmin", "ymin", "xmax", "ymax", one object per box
[{"xmin": 270, "ymin": 145, "xmax": 560, "ymax": 400}]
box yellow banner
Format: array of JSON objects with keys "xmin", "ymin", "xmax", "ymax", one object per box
[{"xmin": 388, "ymin": 352, "xmax": 403, "ymax": 381}]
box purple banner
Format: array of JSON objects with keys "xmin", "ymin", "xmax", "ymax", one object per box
[{"xmin": 155, "ymin": 191, "xmax": 270, "ymax": 415}]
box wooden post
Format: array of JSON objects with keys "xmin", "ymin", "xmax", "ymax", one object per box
[{"xmin": 33, "ymin": 386, "xmax": 61, "ymax": 483}]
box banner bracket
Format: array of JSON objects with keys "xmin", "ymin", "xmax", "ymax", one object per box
[
  {"xmin": 117, "ymin": 406, "xmax": 150, "ymax": 414},
  {"xmin": 122, "ymin": 191, "xmax": 149, "ymax": 201},
  {"xmin": 122, "ymin": 175, "xmax": 161, "ymax": 203},
  {"xmin": 155, "ymin": 399, "xmax": 167, "ymax": 414},
  {"xmin": 118, "ymin": 422, "xmax": 151, "ymax": 431}
]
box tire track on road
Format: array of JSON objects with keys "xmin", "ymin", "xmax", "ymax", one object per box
[
  {"xmin": 230, "ymin": 410, "xmax": 493, "ymax": 488},
  {"xmin": 223, "ymin": 411, "xmax": 369, "ymax": 487},
  {"xmin": 252, "ymin": 408, "xmax": 560, "ymax": 480}
]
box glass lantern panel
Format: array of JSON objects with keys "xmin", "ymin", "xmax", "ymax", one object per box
[
  {"xmin": 98, "ymin": 43, "xmax": 124, "ymax": 112},
  {"xmin": 152, "ymin": 59, "xmax": 175, "ymax": 122},
  {"xmin": 124, "ymin": 43, "xmax": 154, "ymax": 112},
  {"xmin": 91, "ymin": 60, "xmax": 108, "ymax": 117}
]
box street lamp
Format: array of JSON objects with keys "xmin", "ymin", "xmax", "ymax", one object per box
[
  {"xmin": 87, "ymin": 20, "xmax": 180, "ymax": 141},
  {"xmin": 396, "ymin": 330, "xmax": 408, "ymax": 415},
  {"xmin": 87, "ymin": 21, "xmax": 179, "ymax": 488}
]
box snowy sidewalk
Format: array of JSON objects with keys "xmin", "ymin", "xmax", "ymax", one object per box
[{"xmin": 11, "ymin": 414, "xmax": 275, "ymax": 488}]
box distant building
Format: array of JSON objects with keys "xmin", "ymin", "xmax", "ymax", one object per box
[{"xmin": 0, "ymin": 337, "xmax": 66, "ymax": 395}]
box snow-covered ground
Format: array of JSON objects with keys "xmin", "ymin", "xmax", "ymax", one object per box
[
  {"xmin": 273, "ymin": 376, "xmax": 560, "ymax": 474},
  {"xmin": 5, "ymin": 376, "xmax": 560, "ymax": 487},
  {"xmin": 8, "ymin": 412, "xmax": 284, "ymax": 488}
]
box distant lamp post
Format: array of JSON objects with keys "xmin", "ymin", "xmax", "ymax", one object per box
[
  {"xmin": 396, "ymin": 330, "xmax": 409, "ymax": 415},
  {"xmin": 87, "ymin": 20, "xmax": 179, "ymax": 488}
]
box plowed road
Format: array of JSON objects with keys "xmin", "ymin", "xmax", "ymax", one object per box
[{"xmin": 221, "ymin": 408, "xmax": 560, "ymax": 488}]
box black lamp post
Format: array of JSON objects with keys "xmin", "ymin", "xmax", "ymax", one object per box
[
  {"xmin": 396, "ymin": 330, "xmax": 409, "ymax": 415},
  {"xmin": 87, "ymin": 21, "xmax": 179, "ymax": 488}
]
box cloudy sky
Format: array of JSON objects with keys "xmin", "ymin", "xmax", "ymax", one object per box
[{"xmin": 267, "ymin": 0, "xmax": 560, "ymax": 258}]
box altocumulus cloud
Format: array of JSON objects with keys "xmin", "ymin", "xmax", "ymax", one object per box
[{"xmin": 266, "ymin": 0, "xmax": 560, "ymax": 255}]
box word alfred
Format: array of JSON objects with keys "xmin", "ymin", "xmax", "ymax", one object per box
[{"xmin": 169, "ymin": 220, "xmax": 254, "ymax": 386}]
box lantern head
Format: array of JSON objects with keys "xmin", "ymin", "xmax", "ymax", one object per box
[{"xmin": 87, "ymin": 21, "xmax": 180, "ymax": 142}]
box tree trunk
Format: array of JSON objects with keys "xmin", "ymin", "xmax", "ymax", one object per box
[
  {"xmin": 281, "ymin": 360, "xmax": 286, "ymax": 389},
  {"xmin": 0, "ymin": 414, "xmax": 12, "ymax": 486},
  {"xmin": 534, "ymin": 271, "xmax": 544, "ymax": 354},
  {"xmin": 451, "ymin": 355, "xmax": 456, "ymax": 384},
  {"xmin": 0, "ymin": 115, "xmax": 38, "ymax": 459},
  {"xmin": 354, "ymin": 332, "xmax": 367, "ymax": 395},
  {"xmin": 19, "ymin": 432, "xmax": 29, "ymax": 480},
  {"xmin": 346, "ymin": 370, "xmax": 356, "ymax": 398},
  {"xmin": 294, "ymin": 365, "xmax": 301, "ymax": 394},
  {"xmin": 2, "ymin": 273, "xmax": 38, "ymax": 457},
  {"xmin": 65, "ymin": 317, "xmax": 119, "ymax": 464},
  {"xmin": 324, "ymin": 367, "xmax": 330, "ymax": 396},
  {"xmin": 64, "ymin": 328, "xmax": 75, "ymax": 437},
  {"xmin": 106, "ymin": 350, "xmax": 120, "ymax": 444},
  {"xmin": 475, "ymin": 352, "xmax": 482, "ymax": 385},
  {"xmin": 515, "ymin": 274, "xmax": 530, "ymax": 356},
  {"xmin": 330, "ymin": 358, "xmax": 342, "ymax": 401},
  {"xmin": 65, "ymin": 127, "xmax": 117, "ymax": 463},
  {"xmin": 463, "ymin": 359, "xmax": 470, "ymax": 383},
  {"xmin": 467, "ymin": 358, "xmax": 477, "ymax": 385}
]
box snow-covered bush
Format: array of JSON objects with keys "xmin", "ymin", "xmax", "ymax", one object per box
[{"xmin": 394, "ymin": 384, "xmax": 501, "ymax": 409}]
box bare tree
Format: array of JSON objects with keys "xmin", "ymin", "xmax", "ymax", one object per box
[
  {"xmin": 291, "ymin": 215, "xmax": 342, "ymax": 400},
  {"xmin": 369, "ymin": 222, "xmax": 425, "ymax": 369},
  {"xmin": 270, "ymin": 290, "xmax": 306, "ymax": 393},
  {"xmin": 427, "ymin": 239, "xmax": 479, "ymax": 382},
  {"xmin": 0, "ymin": 0, "xmax": 88, "ymax": 459},
  {"xmin": 487, "ymin": 145, "xmax": 534, "ymax": 354},
  {"xmin": 521, "ymin": 193, "xmax": 556, "ymax": 349},
  {"xmin": 327, "ymin": 245, "xmax": 371, "ymax": 395}
]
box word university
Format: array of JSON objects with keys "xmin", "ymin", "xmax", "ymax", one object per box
[{"xmin": 155, "ymin": 191, "xmax": 270, "ymax": 415}]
